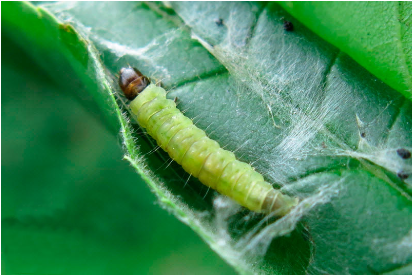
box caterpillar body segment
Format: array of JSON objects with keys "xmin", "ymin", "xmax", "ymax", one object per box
[{"xmin": 119, "ymin": 67, "xmax": 298, "ymax": 216}]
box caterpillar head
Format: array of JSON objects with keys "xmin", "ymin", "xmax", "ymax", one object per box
[{"xmin": 119, "ymin": 67, "xmax": 150, "ymax": 100}]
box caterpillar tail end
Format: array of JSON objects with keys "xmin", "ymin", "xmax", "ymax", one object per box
[{"xmin": 264, "ymin": 191, "xmax": 299, "ymax": 217}]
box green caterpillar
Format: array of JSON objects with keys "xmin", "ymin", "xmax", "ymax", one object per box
[{"xmin": 119, "ymin": 67, "xmax": 298, "ymax": 216}]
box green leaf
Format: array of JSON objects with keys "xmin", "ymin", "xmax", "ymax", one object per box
[
  {"xmin": 2, "ymin": 1, "xmax": 411, "ymax": 274},
  {"xmin": 279, "ymin": 1, "xmax": 412, "ymax": 99},
  {"xmin": 1, "ymin": 13, "xmax": 235, "ymax": 276}
]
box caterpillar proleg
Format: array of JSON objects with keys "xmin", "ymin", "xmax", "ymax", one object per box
[{"xmin": 119, "ymin": 67, "xmax": 299, "ymax": 216}]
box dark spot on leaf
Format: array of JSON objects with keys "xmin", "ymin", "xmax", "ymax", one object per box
[
  {"xmin": 283, "ymin": 21, "xmax": 294, "ymax": 31},
  {"xmin": 360, "ymin": 132, "xmax": 366, "ymax": 138},
  {"xmin": 215, "ymin": 18, "xmax": 224, "ymax": 26},
  {"xmin": 397, "ymin": 148, "xmax": 411, "ymax": 159},
  {"xmin": 397, "ymin": 171, "xmax": 410, "ymax": 180}
]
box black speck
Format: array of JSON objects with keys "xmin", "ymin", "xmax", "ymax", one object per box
[
  {"xmin": 215, "ymin": 18, "xmax": 224, "ymax": 27},
  {"xmin": 397, "ymin": 171, "xmax": 410, "ymax": 180},
  {"xmin": 283, "ymin": 20, "xmax": 294, "ymax": 31},
  {"xmin": 360, "ymin": 132, "xmax": 366, "ymax": 138},
  {"xmin": 397, "ymin": 148, "xmax": 411, "ymax": 159}
]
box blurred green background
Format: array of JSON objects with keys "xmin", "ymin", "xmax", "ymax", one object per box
[{"xmin": 1, "ymin": 33, "xmax": 235, "ymax": 274}]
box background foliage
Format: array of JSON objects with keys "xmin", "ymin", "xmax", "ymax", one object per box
[{"xmin": 2, "ymin": 25, "xmax": 234, "ymax": 275}]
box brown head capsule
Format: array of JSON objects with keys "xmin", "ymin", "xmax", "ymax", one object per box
[{"xmin": 118, "ymin": 67, "xmax": 150, "ymax": 100}]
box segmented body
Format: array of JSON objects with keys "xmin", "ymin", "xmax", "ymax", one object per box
[{"xmin": 119, "ymin": 68, "xmax": 298, "ymax": 216}]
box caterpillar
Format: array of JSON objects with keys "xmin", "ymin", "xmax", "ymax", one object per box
[{"xmin": 119, "ymin": 67, "xmax": 299, "ymax": 216}]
